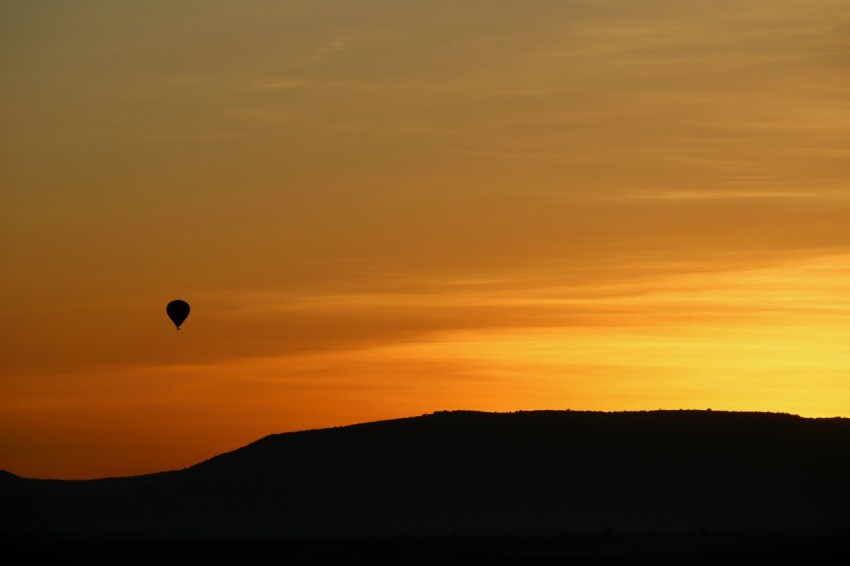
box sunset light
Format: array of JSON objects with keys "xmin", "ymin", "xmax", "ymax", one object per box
[{"xmin": 2, "ymin": 0, "xmax": 848, "ymax": 479}]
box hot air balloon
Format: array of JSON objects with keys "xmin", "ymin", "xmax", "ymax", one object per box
[{"xmin": 166, "ymin": 299, "xmax": 190, "ymax": 330}]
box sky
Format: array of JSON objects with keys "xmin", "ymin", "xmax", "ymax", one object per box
[{"xmin": 2, "ymin": 0, "xmax": 849, "ymax": 480}]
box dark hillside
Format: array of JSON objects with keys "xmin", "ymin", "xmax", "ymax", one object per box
[{"xmin": 4, "ymin": 410, "xmax": 849, "ymax": 557}]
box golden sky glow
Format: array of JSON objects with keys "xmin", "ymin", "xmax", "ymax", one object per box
[{"xmin": 2, "ymin": 1, "xmax": 849, "ymax": 479}]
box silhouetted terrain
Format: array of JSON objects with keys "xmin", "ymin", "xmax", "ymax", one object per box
[{"xmin": 3, "ymin": 410, "xmax": 849, "ymax": 561}]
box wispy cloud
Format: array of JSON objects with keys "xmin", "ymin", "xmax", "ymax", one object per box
[
  {"xmin": 243, "ymin": 78, "xmax": 313, "ymax": 92},
  {"xmin": 297, "ymin": 33, "xmax": 364, "ymax": 67}
]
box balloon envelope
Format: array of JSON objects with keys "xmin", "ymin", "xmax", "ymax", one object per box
[{"xmin": 166, "ymin": 299, "xmax": 190, "ymax": 330}]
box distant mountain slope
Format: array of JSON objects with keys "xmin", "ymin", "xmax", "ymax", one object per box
[{"xmin": 3, "ymin": 410, "xmax": 849, "ymax": 542}]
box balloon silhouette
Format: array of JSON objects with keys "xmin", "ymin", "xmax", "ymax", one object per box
[{"xmin": 166, "ymin": 299, "xmax": 190, "ymax": 330}]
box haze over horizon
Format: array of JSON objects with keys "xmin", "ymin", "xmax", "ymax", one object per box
[{"xmin": 2, "ymin": 0, "xmax": 849, "ymax": 480}]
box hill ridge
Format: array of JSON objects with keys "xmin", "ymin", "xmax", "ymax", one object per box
[{"xmin": 4, "ymin": 409, "xmax": 849, "ymax": 544}]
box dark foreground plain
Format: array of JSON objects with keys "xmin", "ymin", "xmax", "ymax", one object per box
[
  {"xmin": 4, "ymin": 410, "xmax": 850, "ymax": 561},
  {"xmin": 7, "ymin": 533, "xmax": 850, "ymax": 564}
]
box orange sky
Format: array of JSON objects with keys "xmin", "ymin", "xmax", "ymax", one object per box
[{"xmin": 2, "ymin": 0, "xmax": 849, "ymax": 479}]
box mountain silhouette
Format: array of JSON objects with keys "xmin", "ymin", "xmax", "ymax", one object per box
[{"xmin": 3, "ymin": 410, "xmax": 849, "ymax": 560}]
